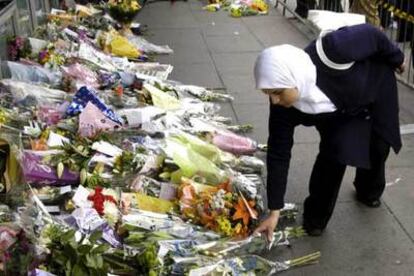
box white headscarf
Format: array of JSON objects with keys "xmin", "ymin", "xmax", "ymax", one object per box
[{"xmin": 254, "ymin": 44, "xmax": 336, "ymax": 114}]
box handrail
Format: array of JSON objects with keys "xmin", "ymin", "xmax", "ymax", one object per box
[{"xmin": 0, "ymin": 0, "xmax": 17, "ymax": 27}]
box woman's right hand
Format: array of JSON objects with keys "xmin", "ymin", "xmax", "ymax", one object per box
[
  {"xmin": 396, "ymin": 62, "xmax": 406, "ymax": 75},
  {"xmin": 253, "ymin": 210, "xmax": 280, "ymax": 242}
]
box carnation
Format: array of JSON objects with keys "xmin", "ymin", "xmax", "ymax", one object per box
[
  {"xmin": 102, "ymin": 188, "xmax": 119, "ymax": 202},
  {"xmin": 103, "ymin": 201, "xmax": 120, "ymax": 227}
]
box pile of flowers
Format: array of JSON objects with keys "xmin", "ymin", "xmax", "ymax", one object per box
[
  {"xmin": 203, "ymin": 0, "xmax": 269, "ymax": 17},
  {"xmin": 7, "ymin": 36, "xmax": 32, "ymax": 61},
  {"xmin": 108, "ymin": 0, "xmax": 142, "ymax": 25},
  {"xmin": 179, "ymin": 179, "xmax": 258, "ymax": 237}
]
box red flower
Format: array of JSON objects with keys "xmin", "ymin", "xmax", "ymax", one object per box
[{"xmin": 87, "ymin": 187, "xmax": 117, "ymax": 216}]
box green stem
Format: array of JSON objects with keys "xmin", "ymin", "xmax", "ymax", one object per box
[{"xmin": 285, "ymin": 251, "xmax": 321, "ymax": 267}]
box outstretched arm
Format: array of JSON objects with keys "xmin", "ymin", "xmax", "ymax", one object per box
[
  {"xmin": 254, "ymin": 104, "xmax": 296, "ymax": 241},
  {"xmin": 322, "ymin": 23, "xmax": 404, "ymax": 68},
  {"xmin": 266, "ymin": 104, "xmax": 295, "ymax": 210}
]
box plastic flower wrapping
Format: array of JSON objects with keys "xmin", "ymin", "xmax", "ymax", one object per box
[{"xmin": 0, "ymin": 3, "xmax": 321, "ymax": 275}]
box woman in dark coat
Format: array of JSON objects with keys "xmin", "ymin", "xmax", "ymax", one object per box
[{"xmin": 253, "ymin": 24, "xmax": 405, "ymax": 241}]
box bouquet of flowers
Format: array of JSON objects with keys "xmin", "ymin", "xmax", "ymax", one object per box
[
  {"xmin": 178, "ymin": 178, "xmax": 259, "ymax": 237},
  {"xmin": 38, "ymin": 44, "xmax": 66, "ymax": 70},
  {"xmin": 7, "ymin": 36, "xmax": 32, "ymax": 61},
  {"xmin": 108, "ymin": 0, "xmax": 142, "ymax": 25},
  {"xmin": 88, "ymin": 186, "xmax": 120, "ymax": 227}
]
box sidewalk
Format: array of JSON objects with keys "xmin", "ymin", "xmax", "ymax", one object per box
[{"xmin": 137, "ymin": 2, "xmax": 414, "ymax": 274}]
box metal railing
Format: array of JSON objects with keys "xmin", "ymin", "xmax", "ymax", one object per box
[
  {"xmin": 0, "ymin": 0, "xmax": 53, "ymax": 77},
  {"xmin": 275, "ymin": 0, "xmax": 414, "ymax": 89}
]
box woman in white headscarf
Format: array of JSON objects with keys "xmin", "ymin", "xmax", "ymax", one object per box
[{"xmin": 253, "ymin": 24, "xmax": 405, "ymax": 240}]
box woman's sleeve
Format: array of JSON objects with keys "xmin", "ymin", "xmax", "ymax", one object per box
[
  {"xmin": 266, "ymin": 104, "xmax": 295, "ymax": 210},
  {"xmin": 322, "ymin": 23, "xmax": 404, "ymax": 68}
]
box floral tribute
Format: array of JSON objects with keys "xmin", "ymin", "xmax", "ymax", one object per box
[
  {"xmin": 179, "ymin": 179, "xmax": 258, "ymax": 237},
  {"xmin": 88, "ymin": 187, "xmax": 120, "ymax": 226},
  {"xmin": 7, "ymin": 36, "xmax": 32, "ymax": 61},
  {"xmin": 108, "ymin": 0, "xmax": 142, "ymax": 25}
]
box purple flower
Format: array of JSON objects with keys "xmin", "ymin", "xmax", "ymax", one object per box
[
  {"xmin": 2, "ymin": 251, "xmax": 11, "ymax": 262},
  {"xmin": 77, "ymin": 29, "xmax": 87, "ymax": 40},
  {"xmin": 14, "ymin": 37, "xmax": 23, "ymax": 48},
  {"xmin": 38, "ymin": 50, "xmax": 49, "ymax": 63}
]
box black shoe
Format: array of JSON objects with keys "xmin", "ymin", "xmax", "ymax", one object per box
[
  {"xmin": 303, "ymin": 221, "xmax": 324, "ymax": 236},
  {"xmin": 356, "ymin": 196, "xmax": 381, "ymax": 208},
  {"xmin": 304, "ymin": 227, "xmax": 324, "ymax": 236}
]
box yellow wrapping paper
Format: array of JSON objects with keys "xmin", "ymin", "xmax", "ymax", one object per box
[
  {"xmin": 143, "ymin": 83, "xmax": 181, "ymax": 110},
  {"xmin": 126, "ymin": 193, "xmax": 176, "ymax": 214},
  {"xmin": 181, "ymin": 177, "xmax": 217, "ymax": 194},
  {"xmin": 47, "ymin": 14, "xmax": 75, "ymax": 27},
  {"xmin": 109, "ymin": 36, "xmax": 140, "ymax": 58}
]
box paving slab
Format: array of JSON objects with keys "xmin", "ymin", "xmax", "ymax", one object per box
[
  {"xmin": 188, "ymin": 0, "xmax": 205, "ymax": 11},
  {"xmin": 200, "ymin": 21, "xmax": 252, "ymax": 37},
  {"xmin": 264, "ymin": 203, "xmax": 414, "ymax": 276},
  {"xmin": 211, "ymin": 52, "xmax": 260, "ymax": 75},
  {"xmin": 246, "ymin": 20, "xmax": 310, "ymax": 48},
  {"xmin": 387, "ymin": 134, "xmax": 414, "ymax": 169},
  {"xmin": 383, "ymin": 167, "xmax": 414, "ymax": 239},
  {"xmin": 145, "ymin": 28, "xmax": 207, "ymax": 49},
  {"xmin": 169, "ymin": 62, "xmax": 223, "ymax": 87},
  {"xmin": 155, "ymin": 48, "xmax": 213, "ymax": 65},
  {"xmin": 230, "ymin": 90, "xmax": 268, "ymax": 105},
  {"xmin": 217, "ymin": 101, "xmax": 239, "ymax": 123},
  {"xmin": 233, "ymin": 103, "xmax": 269, "ymax": 143},
  {"xmin": 136, "ymin": 3, "xmax": 198, "ymax": 28},
  {"xmin": 398, "ymin": 83, "xmax": 414, "ymax": 124},
  {"xmin": 191, "ymin": 9, "xmax": 239, "ymax": 24},
  {"xmin": 204, "ymin": 34, "xmax": 263, "ymax": 53}
]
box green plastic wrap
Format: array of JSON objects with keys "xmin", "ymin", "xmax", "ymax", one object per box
[
  {"xmin": 165, "ymin": 138, "xmax": 225, "ymax": 185},
  {"xmin": 170, "ymin": 131, "xmax": 221, "ymax": 163}
]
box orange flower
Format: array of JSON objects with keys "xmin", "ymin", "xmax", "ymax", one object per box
[
  {"xmin": 217, "ymin": 179, "xmax": 231, "ymax": 192},
  {"xmin": 178, "ymin": 184, "xmax": 196, "ymax": 209},
  {"xmin": 30, "ymin": 138, "xmax": 48, "ymax": 151},
  {"xmin": 232, "ymin": 196, "xmax": 258, "ymax": 226},
  {"xmin": 200, "ymin": 211, "xmax": 215, "ymax": 228}
]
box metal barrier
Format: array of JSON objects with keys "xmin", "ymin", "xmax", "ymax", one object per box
[
  {"xmin": 275, "ymin": 0, "xmax": 414, "ymax": 89},
  {"xmin": 0, "ymin": 0, "xmax": 19, "ymax": 78},
  {"xmin": 0, "ymin": 0, "xmax": 53, "ymax": 77}
]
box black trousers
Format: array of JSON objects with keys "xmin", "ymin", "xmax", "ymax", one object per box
[
  {"xmin": 295, "ymin": 0, "xmax": 342, "ymax": 18},
  {"xmin": 303, "ymin": 131, "xmax": 390, "ymax": 230},
  {"xmin": 295, "ymin": 0, "xmax": 316, "ymax": 18}
]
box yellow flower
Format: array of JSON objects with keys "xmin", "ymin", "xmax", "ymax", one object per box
[
  {"xmin": 216, "ymin": 216, "xmax": 233, "ymax": 236},
  {"xmin": 131, "ymin": 1, "xmax": 141, "ymax": 10}
]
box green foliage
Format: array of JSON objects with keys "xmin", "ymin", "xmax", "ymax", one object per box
[
  {"xmin": 153, "ymin": 81, "xmax": 180, "ymax": 99},
  {"xmin": 46, "ymin": 137, "xmax": 93, "ymax": 172},
  {"xmin": 136, "ymin": 242, "xmax": 160, "ymax": 275},
  {"xmin": 46, "ymin": 228, "xmax": 111, "ymax": 276},
  {"xmin": 112, "ymin": 149, "xmax": 147, "ymax": 176},
  {"xmin": 85, "ymin": 171, "xmax": 111, "ymax": 189}
]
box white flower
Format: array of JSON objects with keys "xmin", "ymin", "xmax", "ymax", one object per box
[
  {"xmin": 211, "ymin": 189, "xmax": 226, "ymax": 210},
  {"xmin": 102, "ymin": 188, "xmax": 119, "ymax": 201},
  {"xmin": 103, "ymin": 201, "xmax": 120, "ymax": 227}
]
